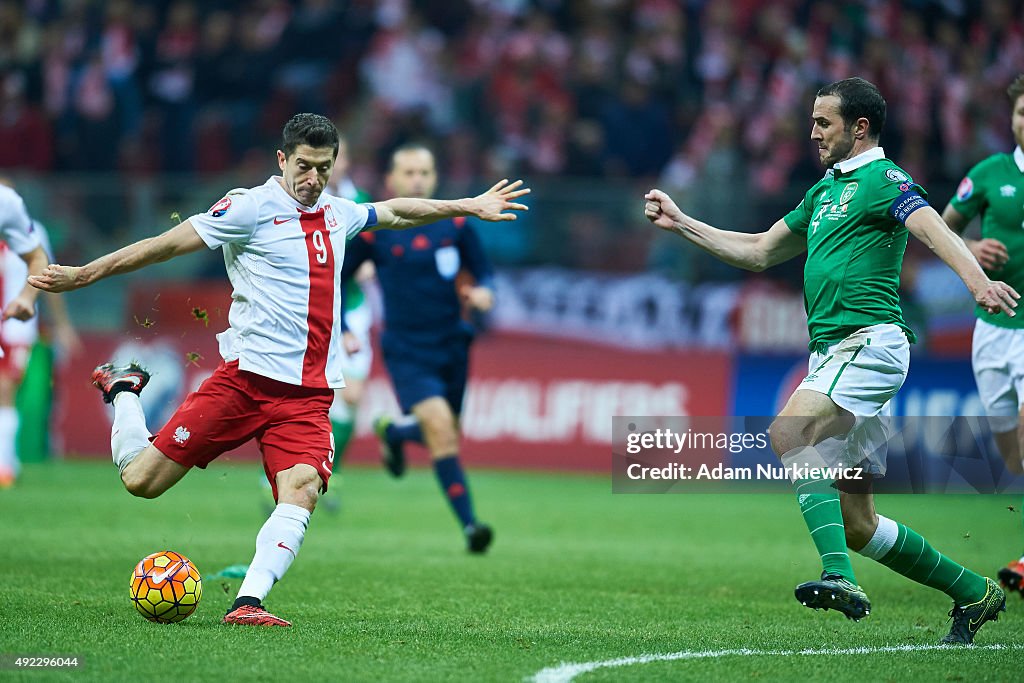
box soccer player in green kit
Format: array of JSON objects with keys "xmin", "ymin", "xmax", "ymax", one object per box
[
  {"xmin": 644, "ymin": 77, "xmax": 1018, "ymax": 643},
  {"xmin": 327, "ymin": 134, "xmax": 374, "ymax": 467},
  {"xmin": 942, "ymin": 74, "xmax": 1024, "ymax": 597}
]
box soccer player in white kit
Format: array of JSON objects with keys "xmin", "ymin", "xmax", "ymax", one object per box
[
  {"xmin": 0, "ymin": 183, "xmax": 52, "ymax": 486},
  {"xmin": 28, "ymin": 114, "xmax": 530, "ymax": 627},
  {"xmin": 0, "ymin": 220, "xmax": 79, "ymax": 487}
]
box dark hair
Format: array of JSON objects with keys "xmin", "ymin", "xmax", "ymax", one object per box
[
  {"xmin": 281, "ymin": 113, "xmax": 340, "ymax": 158},
  {"xmin": 387, "ymin": 142, "xmax": 436, "ymax": 172},
  {"xmin": 816, "ymin": 77, "xmax": 887, "ymax": 139},
  {"xmin": 1008, "ymin": 74, "xmax": 1024, "ymax": 104}
]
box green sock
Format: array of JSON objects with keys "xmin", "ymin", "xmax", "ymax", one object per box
[
  {"xmin": 878, "ymin": 522, "xmax": 987, "ymax": 605},
  {"xmin": 796, "ymin": 476, "xmax": 856, "ymax": 583},
  {"xmin": 330, "ymin": 417, "xmax": 355, "ymax": 473}
]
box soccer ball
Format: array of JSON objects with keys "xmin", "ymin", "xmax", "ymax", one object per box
[{"xmin": 129, "ymin": 551, "xmax": 202, "ymax": 623}]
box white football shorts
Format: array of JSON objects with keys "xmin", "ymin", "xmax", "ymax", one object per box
[
  {"xmin": 339, "ymin": 298, "xmax": 373, "ymax": 382},
  {"xmin": 798, "ymin": 323, "xmax": 910, "ymax": 474},
  {"xmin": 972, "ymin": 318, "xmax": 1024, "ymax": 433}
]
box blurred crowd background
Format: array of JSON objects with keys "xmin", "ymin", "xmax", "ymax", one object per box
[{"xmin": 0, "ymin": 0, "xmax": 1020, "ymax": 336}]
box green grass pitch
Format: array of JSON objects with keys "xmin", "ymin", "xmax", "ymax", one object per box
[{"xmin": 1, "ymin": 460, "xmax": 1022, "ymax": 681}]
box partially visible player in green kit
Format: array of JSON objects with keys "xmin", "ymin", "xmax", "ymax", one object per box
[
  {"xmin": 942, "ymin": 73, "xmax": 1024, "ymax": 598},
  {"xmin": 645, "ymin": 77, "xmax": 1019, "ymax": 643},
  {"xmin": 327, "ymin": 134, "xmax": 375, "ymax": 468}
]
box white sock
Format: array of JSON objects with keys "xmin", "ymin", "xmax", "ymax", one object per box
[
  {"xmin": 0, "ymin": 406, "xmax": 19, "ymax": 476},
  {"xmin": 237, "ymin": 503, "xmax": 310, "ymax": 602},
  {"xmin": 111, "ymin": 393, "xmax": 151, "ymax": 473},
  {"xmin": 857, "ymin": 514, "xmax": 899, "ymax": 560}
]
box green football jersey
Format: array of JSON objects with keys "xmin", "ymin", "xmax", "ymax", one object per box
[
  {"xmin": 949, "ymin": 148, "xmax": 1024, "ymax": 329},
  {"xmin": 784, "ymin": 148, "xmax": 920, "ymax": 350}
]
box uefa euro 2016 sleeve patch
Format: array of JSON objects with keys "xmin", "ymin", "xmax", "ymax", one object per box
[
  {"xmin": 956, "ymin": 176, "xmax": 974, "ymax": 201},
  {"xmin": 209, "ymin": 197, "xmax": 231, "ymax": 218}
]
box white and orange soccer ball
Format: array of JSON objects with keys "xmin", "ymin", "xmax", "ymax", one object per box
[{"xmin": 129, "ymin": 551, "xmax": 202, "ymax": 623}]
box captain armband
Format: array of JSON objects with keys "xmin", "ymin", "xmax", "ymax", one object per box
[{"xmin": 888, "ymin": 190, "xmax": 929, "ymax": 224}]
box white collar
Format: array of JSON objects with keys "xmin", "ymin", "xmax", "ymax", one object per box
[
  {"xmin": 835, "ymin": 146, "xmax": 886, "ymax": 174},
  {"xmin": 1013, "ymin": 146, "xmax": 1024, "ymax": 173}
]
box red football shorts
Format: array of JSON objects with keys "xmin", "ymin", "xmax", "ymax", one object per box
[{"xmin": 152, "ymin": 361, "xmax": 335, "ymax": 500}]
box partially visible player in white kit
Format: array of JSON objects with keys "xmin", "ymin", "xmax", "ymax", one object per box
[
  {"xmin": 0, "ymin": 184, "xmax": 51, "ymax": 487},
  {"xmin": 0, "ymin": 220, "xmax": 79, "ymax": 487},
  {"xmin": 28, "ymin": 113, "xmax": 530, "ymax": 627}
]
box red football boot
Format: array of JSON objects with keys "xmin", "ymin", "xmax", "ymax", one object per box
[{"xmin": 222, "ymin": 603, "xmax": 292, "ymax": 627}]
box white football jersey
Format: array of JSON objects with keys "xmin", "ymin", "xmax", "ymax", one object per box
[
  {"xmin": 189, "ymin": 176, "xmax": 376, "ymax": 388},
  {"xmin": 0, "ymin": 185, "xmax": 42, "ymax": 257},
  {"xmin": 0, "ymin": 186, "xmax": 43, "ymax": 354},
  {"xmin": 1, "ymin": 221, "xmax": 53, "ymax": 346}
]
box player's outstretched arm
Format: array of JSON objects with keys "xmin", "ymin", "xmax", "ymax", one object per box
[
  {"xmin": 371, "ymin": 179, "xmax": 530, "ymax": 230},
  {"xmin": 3, "ymin": 244, "xmax": 49, "ymax": 321},
  {"xmin": 644, "ymin": 189, "xmax": 805, "ymax": 272},
  {"xmin": 940, "ymin": 204, "xmax": 1009, "ymax": 271},
  {"xmin": 28, "ymin": 220, "xmax": 208, "ymax": 293},
  {"xmin": 907, "ymin": 206, "xmax": 1019, "ymax": 316}
]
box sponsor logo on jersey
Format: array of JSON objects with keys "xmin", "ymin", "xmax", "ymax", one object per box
[
  {"xmin": 273, "ymin": 216, "xmax": 295, "ymax": 225},
  {"xmin": 885, "ymin": 168, "xmax": 909, "ymax": 183},
  {"xmin": 956, "ymin": 176, "xmax": 973, "ymax": 201},
  {"xmin": 839, "ymin": 182, "xmax": 859, "ymax": 204},
  {"xmin": 1000, "ymin": 184, "xmax": 1017, "ymax": 197},
  {"xmin": 209, "ymin": 196, "xmax": 232, "ymax": 217}
]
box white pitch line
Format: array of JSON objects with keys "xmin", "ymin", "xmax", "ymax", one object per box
[{"xmin": 529, "ymin": 643, "xmax": 1024, "ymax": 683}]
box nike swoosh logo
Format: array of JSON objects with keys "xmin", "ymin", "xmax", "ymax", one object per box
[
  {"xmin": 277, "ymin": 542, "xmax": 295, "ymax": 557},
  {"xmin": 120, "ymin": 376, "xmax": 142, "ymax": 387},
  {"xmin": 274, "ymin": 217, "xmax": 295, "ymax": 224},
  {"xmin": 151, "ymin": 560, "xmax": 184, "ymax": 585}
]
